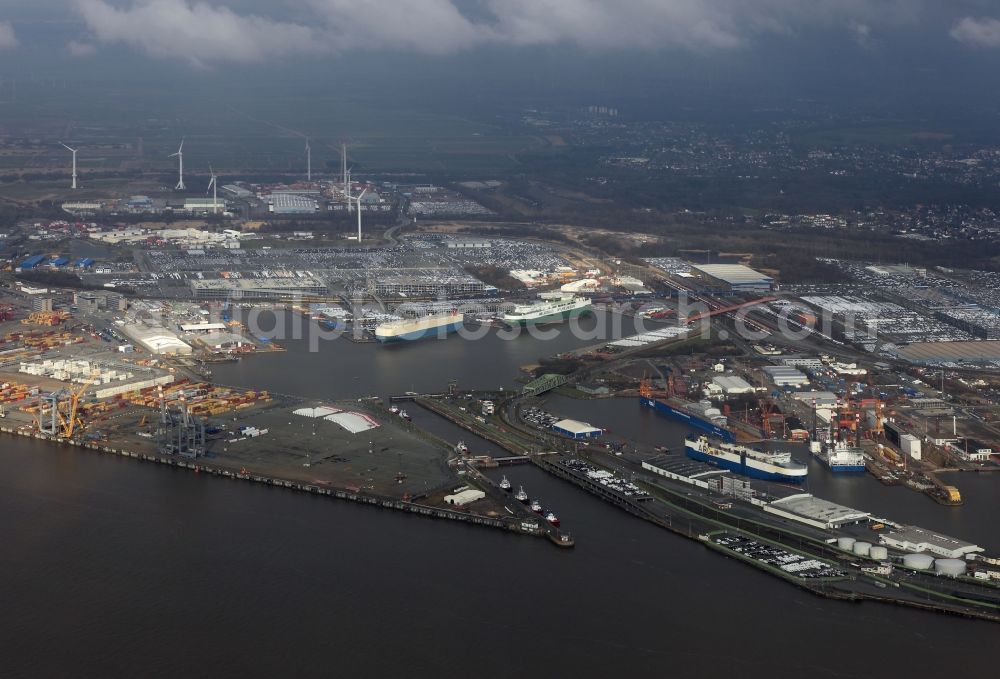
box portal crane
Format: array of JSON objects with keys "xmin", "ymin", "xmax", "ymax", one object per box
[{"xmin": 58, "ymin": 372, "xmax": 100, "ymax": 439}]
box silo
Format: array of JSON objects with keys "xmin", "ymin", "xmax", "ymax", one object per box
[
  {"xmin": 934, "ymin": 559, "xmax": 967, "ymax": 577},
  {"xmin": 852, "ymin": 541, "xmax": 871, "ymax": 557},
  {"xmin": 837, "ymin": 537, "xmax": 856, "ymax": 551},
  {"xmin": 869, "ymin": 546, "xmax": 888, "ymax": 560},
  {"xmin": 903, "ymin": 553, "xmax": 935, "ymax": 570}
]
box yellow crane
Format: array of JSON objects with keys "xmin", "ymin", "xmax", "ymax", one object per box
[
  {"xmin": 872, "ymin": 401, "xmax": 885, "ymax": 438},
  {"xmin": 57, "ymin": 372, "xmax": 100, "ymax": 439}
]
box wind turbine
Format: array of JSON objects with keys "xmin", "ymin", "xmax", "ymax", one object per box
[
  {"xmin": 206, "ymin": 164, "xmax": 219, "ymax": 215},
  {"xmin": 305, "ymin": 139, "xmax": 312, "ymax": 182},
  {"xmin": 342, "ymin": 141, "xmax": 352, "ymax": 211},
  {"xmin": 346, "ymin": 166, "xmax": 353, "ymax": 213},
  {"xmin": 354, "ymin": 188, "xmax": 367, "ymax": 242},
  {"xmin": 59, "ymin": 142, "xmax": 78, "ymax": 189},
  {"xmin": 341, "ymin": 140, "xmax": 347, "ymax": 191},
  {"xmin": 169, "ymin": 138, "xmax": 186, "ymax": 191}
]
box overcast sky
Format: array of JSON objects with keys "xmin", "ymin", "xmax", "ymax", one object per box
[
  {"xmin": 2, "ymin": 1, "xmax": 1000, "ymax": 115},
  {"xmin": 1, "ymin": 1, "xmax": 998, "ymax": 62}
]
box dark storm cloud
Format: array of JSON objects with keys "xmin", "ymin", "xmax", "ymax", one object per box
[{"xmin": 1, "ymin": 1, "xmax": 998, "ymax": 65}]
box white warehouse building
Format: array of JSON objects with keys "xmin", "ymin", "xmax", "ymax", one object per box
[
  {"xmin": 270, "ymin": 193, "xmax": 318, "ymax": 214},
  {"xmin": 711, "ymin": 375, "xmax": 756, "ymax": 396},
  {"xmin": 879, "ymin": 525, "xmax": 984, "ymax": 559},
  {"xmin": 121, "ymin": 324, "xmax": 193, "ymax": 356},
  {"xmin": 762, "ymin": 365, "xmax": 810, "ymax": 387}
]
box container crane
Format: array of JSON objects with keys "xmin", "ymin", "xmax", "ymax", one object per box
[
  {"xmin": 760, "ymin": 398, "xmax": 786, "ymax": 439},
  {"xmin": 57, "ymin": 372, "xmax": 100, "ymax": 439}
]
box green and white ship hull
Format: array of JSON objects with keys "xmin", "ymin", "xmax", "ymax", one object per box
[{"xmin": 503, "ymin": 296, "xmax": 592, "ymax": 326}]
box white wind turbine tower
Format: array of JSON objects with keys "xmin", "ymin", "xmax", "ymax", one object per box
[
  {"xmin": 60, "ymin": 142, "xmax": 78, "ymax": 189},
  {"xmin": 207, "ymin": 164, "xmax": 219, "ymax": 214},
  {"xmin": 341, "ymin": 140, "xmax": 347, "ymax": 189},
  {"xmin": 342, "ymin": 141, "xmax": 352, "ymax": 212},
  {"xmin": 169, "ymin": 138, "xmax": 186, "ymax": 190},
  {"xmin": 305, "ymin": 139, "xmax": 312, "ymax": 182},
  {"xmin": 345, "ymin": 167, "xmax": 355, "ymax": 213},
  {"xmin": 354, "ymin": 188, "xmax": 367, "ymax": 242}
]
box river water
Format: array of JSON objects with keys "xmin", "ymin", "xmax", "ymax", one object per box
[
  {"xmin": 541, "ymin": 394, "xmax": 1000, "ymax": 552},
  {"xmin": 210, "ymin": 310, "xmax": 638, "ymax": 399},
  {"xmin": 3, "ymin": 318, "xmax": 998, "ymax": 677}
]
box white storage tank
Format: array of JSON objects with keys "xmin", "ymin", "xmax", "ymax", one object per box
[
  {"xmin": 837, "ymin": 537, "xmax": 856, "ymax": 551},
  {"xmin": 935, "ymin": 559, "xmax": 967, "ymax": 577},
  {"xmin": 903, "ymin": 553, "xmax": 935, "ymax": 570},
  {"xmin": 852, "ymin": 541, "xmax": 871, "ymax": 557},
  {"xmin": 869, "ymin": 546, "xmax": 888, "ymax": 560}
]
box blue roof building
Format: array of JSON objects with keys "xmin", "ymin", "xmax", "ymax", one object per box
[
  {"xmin": 20, "ymin": 255, "xmax": 46, "ymax": 269},
  {"xmin": 551, "ymin": 419, "xmax": 603, "ymax": 439}
]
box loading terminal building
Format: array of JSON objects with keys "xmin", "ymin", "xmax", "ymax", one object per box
[
  {"xmin": 551, "ymin": 419, "xmax": 603, "ymax": 439},
  {"xmin": 762, "ymin": 365, "xmax": 810, "ymax": 387},
  {"xmin": 763, "ymin": 494, "xmax": 871, "ymax": 530},
  {"xmin": 878, "ymin": 525, "xmax": 984, "ymax": 559},
  {"xmin": 711, "ymin": 375, "xmax": 756, "ymax": 396},
  {"xmin": 690, "ymin": 264, "xmax": 774, "ymax": 293},
  {"xmin": 373, "ymin": 274, "xmax": 486, "ymax": 297},
  {"xmin": 121, "ymin": 324, "xmax": 192, "ymax": 356},
  {"xmin": 269, "ymin": 193, "xmax": 318, "ymax": 215},
  {"xmin": 189, "ymin": 277, "xmax": 329, "ymax": 300},
  {"xmin": 643, "ymin": 455, "xmax": 730, "ymax": 489}
]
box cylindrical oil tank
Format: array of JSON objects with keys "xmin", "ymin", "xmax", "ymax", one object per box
[
  {"xmin": 869, "ymin": 546, "xmax": 888, "ymax": 560},
  {"xmin": 935, "ymin": 559, "xmax": 967, "ymax": 577},
  {"xmin": 837, "ymin": 537, "xmax": 856, "ymax": 551},
  {"xmin": 853, "ymin": 541, "xmax": 872, "ymax": 557},
  {"xmin": 903, "ymin": 553, "xmax": 935, "ymax": 570}
]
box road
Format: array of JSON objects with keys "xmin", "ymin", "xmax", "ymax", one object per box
[{"xmin": 383, "ymin": 217, "xmax": 405, "ymax": 245}]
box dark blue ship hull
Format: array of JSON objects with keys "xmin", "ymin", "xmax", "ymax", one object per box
[{"xmin": 640, "ymin": 396, "xmax": 735, "ymax": 442}]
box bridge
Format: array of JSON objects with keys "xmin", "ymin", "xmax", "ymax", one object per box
[
  {"xmin": 684, "ymin": 296, "xmax": 776, "ymax": 324},
  {"xmin": 495, "ymin": 452, "xmax": 561, "ymax": 465},
  {"xmin": 521, "ymin": 373, "xmax": 567, "ymax": 398}
]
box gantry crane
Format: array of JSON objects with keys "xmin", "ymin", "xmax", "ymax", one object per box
[
  {"xmin": 760, "ymin": 398, "xmax": 786, "ymax": 439},
  {"xmin": 59, "ymin": 372, "xmax": 99, "ymax": 438},
  {"xmin": 35, "ymin": 372, "xmax": 100, "ymax": 439}
]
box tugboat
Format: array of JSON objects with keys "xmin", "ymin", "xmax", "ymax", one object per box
[
  {"xmin": 498, "ymin": 475, "xmax": 511, "ymax": 491},
  {"xmin": 455, "ymin": 441, "xmax": 469, "ymax": 455},
  {"xmin": 544, "ymin": 510, "xmax": 560, "ymax": 526},
  {"xmin": 529, "ymin": 499, "xmax": 543, "ymax": 514},
  {"xmin": 389, "ymin": 405, "xmax": 400, "ymax": 415},
  {"xmin": 515, "ymin": 486, "xmax": 529, "ymax": 503},
  {"xmin": 399, "ymin": 409, "xmax": 412, "ymax": 422}
]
